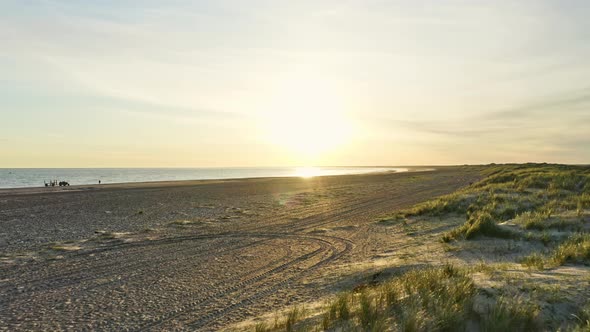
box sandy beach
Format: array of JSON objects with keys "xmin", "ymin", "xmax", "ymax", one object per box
[
  {"xmin": 4, "ymin": 2, "xmax": 588, "ymax": 329},
  {"xmin": 0, "ymin": 167, "xmax": 479, "ymax": 330}
]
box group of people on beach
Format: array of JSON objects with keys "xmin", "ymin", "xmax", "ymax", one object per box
[
  {"xmin": 43, "ymin": 180, "xmax": 103, "ymax": 187},
  {"xmin": 44, "ymin": 180, "xmax": 69, "ymax": 187}
]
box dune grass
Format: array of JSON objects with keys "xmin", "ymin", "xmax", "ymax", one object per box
[
  {"xmin": 521, "ymin": 253, "xmax": 546, "ymax": 270},
  {"xmin": 255, "ymin": 306, "xmax": 308, "ymax": 332},
  {"xmin": 319, "ymin": 264, "xmax": 476, "ymax": 331},
  {"xmin": 378, "ymin": 164, "xmax": 590, "ymax": 243},
  {"xmin": 444, "ymin": 210, "xmax": 517, "ymax": 241},
  {"xmin": 480, "ymin": 296, "xmax": 540, "ymax": 332},
  {"xmin": 521, "ymin": 233, "xmax": 590, "ymax": 270},
  {"xmin": 571, "ymin": 304, "xmax": 590, "ymax": 332},
  {"xmin": 516, "ymin": 210, "xmax": 550, "ymax": 230},
  {"xmin": 254, "ymin": 264, "xmax": 546, "ymax": 331},
  {"xmin": 551, "ymin": 233, "xmax": 590, "ymax": 266}
]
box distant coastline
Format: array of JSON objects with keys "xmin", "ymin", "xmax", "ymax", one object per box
[{"xmin": 0, "ymin": 166, "xmax": 420, "ymax": 189}]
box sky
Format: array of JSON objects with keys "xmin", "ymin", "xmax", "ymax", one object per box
[{"xmin": 1, "ymin": 0, "xmax": 589, "ymax": 167}]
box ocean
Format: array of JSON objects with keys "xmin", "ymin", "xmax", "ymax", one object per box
[{"xmin": 0, "ymin": 167, "xmax": 407, "ymax": 189}]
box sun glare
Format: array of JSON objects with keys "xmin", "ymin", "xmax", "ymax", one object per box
[
  {"xmin": 261, "ymin": 77, "xmax": 354, "ymax": 163},
  {"xmin": 294, "ymin": 166, "xmax": 321, "ymax": 178}
]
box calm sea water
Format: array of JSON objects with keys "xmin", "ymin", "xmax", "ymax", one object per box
[{"xmin": 0, "ymin": 167, "xmax": 407, "ymax": 189}]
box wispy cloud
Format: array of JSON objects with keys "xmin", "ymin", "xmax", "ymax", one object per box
[
  {"xmin": 390, "ymin": 119, "xmax": 511, "ymax": 138},
  {"xmin": 89, "ymin": 95, "xmax": 243, "ymax": 120},
  {"xmin": 483, "ymin": 89, "xmax": 590, "ymax": 120},
  {"xmin": 367, "ymin": 88, "xmax": 590, "ymax": 164}
]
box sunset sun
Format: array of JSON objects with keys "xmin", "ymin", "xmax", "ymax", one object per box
[{"xmin": 262, "ymin": 79, "xmax": 354, "ymax": 163}]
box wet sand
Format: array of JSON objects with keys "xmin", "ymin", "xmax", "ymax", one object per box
[{"xmin": 0, "ymin": 167, "xmax": 480, "ymax": 330}]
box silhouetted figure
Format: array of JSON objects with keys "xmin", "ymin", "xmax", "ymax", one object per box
[{"xmin": 99, "ymin": 180, "xmax": 101, "ymax": 184}]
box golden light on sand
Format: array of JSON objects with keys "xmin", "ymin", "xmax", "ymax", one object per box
[{"xmin": 261, "ymin": 77, "xmax": 354, "ymax": 163}]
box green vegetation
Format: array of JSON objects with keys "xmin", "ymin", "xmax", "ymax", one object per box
[
  {"xmin": 322, "ymin": 293, "xmax": 351, "ymax": 329},
  {"xmin": 382, "ymin": 164, "xmax": 590, "ymax": 271},
  {"xmin": 276, "ymin": 265, "xmax": 475, "ymax": 331},
  {"xmin": 571, "ymin": 304, "xmax": 590, "ymax": 332},
  {"xmin": 255, "ymin": 306, "xmax": 308, "ymax": 332},
  {"xmin": 446, "ymin": 210, "xmax": 517, "ymax": 240},
  {"xmin": 377, "ymin": 164, "xmax": 589, "ymax": 330},
  {"xmin": 520, "ymin": 253, "xmax": 545, "ymax": 270},
  {"xmin": 551, "ymin": 233, "xmax": 590, "ymax": 266},
  {"xmin": 381, "ymin": 164, "xmax": 590, "ymax": 243},
  {"xmin": 481, "ymin": 297, "xmax": 540, "ymax": 332},
  {"xmin": 253, "ymin": 265, "xmax": 546, "ymax": 331},
  {"xmin": 522, "ymin": 233, "xmax": 590, "ymax": 269},
  {"xmin": 285, "ymin": 306, "xmax": 306, "ymax": 332},
  {"xmin": 516, "ymin": 210, "xmax": 550, "ymax": 230}
]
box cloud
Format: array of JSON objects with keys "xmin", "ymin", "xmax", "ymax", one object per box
[
  {"xmin": 482, "ymin": 89, "xmax": 590, "ymax": 120},
  {"xmin": 87, "ymin": 95, "xmax": 245, "ymax": 121},
  {"xmin": 366, "ymin": 88, "xmax": 590, "ymax": 162},
  {"xmin": 390, "ymin": 119, "xmax": 509, "ymax": 138}
]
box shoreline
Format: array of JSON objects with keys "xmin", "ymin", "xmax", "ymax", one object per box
[{"xmin": 0, "ymin": 166, "xmax": 434, "ymax": 196}]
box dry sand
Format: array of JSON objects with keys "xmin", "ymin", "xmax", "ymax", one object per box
[{"xmin": 0, "ymin": 167, "xmax": 480, "ymax": 331}]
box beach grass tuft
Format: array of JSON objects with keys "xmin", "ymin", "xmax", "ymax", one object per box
[
  {"xmin": 481, "ymin": 297, "xmax": 540, "ymax": 332},
  {"xmin": 319, "ymin": 265, "xmax": 475, "ymax": 331},
  {"xmin": 520, "ymin": 233, "xmax": 590, "ymax": 269}
]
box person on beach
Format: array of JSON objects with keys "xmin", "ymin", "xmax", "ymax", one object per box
[{"xmin": 99, "ymin": 180, "xmax": 101, "ymax": 184}]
